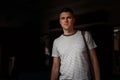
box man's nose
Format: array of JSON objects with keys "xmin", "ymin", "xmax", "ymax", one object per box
[{"xmin": 65, "ymin": 18, "xmax": 68, "ymax": 22}]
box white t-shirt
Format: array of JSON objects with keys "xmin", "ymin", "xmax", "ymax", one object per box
[{"xmin": 52, "ymin": 30, "xmax": 97, "ymax": 80}]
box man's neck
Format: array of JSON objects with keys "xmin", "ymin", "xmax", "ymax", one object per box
[{"xmin": 63, "ymin": 29, "xmax": 76, "ymax": 36}]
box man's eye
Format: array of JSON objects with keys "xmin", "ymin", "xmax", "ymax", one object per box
[
  {"xmin": 60, "ymin": 17, "xmax": 65, "ymax": 19},
  {"xmin": 68, "ymin": 17, "xmax": 72, "ymax": 19}
]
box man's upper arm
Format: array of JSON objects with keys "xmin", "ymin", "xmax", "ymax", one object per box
[
  {"xmin": 89, "ymin": 48, "xmax": 98, "ymax": 62},
  {"xmin": 85, "ymin": 31, "xmax": 97, "ymax": 50},
  {"xmin": 52, "ymin": 39, "xmax": 60, "ymax": 57},
  {"xmin": 53, "ymin": 57, "xmax": 60, "ymax": 67}
]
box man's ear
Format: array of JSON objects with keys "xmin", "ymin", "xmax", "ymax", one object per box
[{"xmin": 73, "ymin": 17, "xmax": 75, "ymax": 24}]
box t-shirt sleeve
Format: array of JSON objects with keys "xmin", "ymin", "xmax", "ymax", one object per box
[
  {"xmin": 85, "ymin": 31, "xmax": 97, "ymax": 50},
  {"xmin": 52, "ymin": 39, "xmax": 60, "ymax": 57}
]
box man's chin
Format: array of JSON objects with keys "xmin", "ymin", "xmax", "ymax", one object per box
[{"xmin": 63, "ymin": 28, "xmax": 69, "ymax": 30}]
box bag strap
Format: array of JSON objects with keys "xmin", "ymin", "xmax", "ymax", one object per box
[
  {"xmin": 81, "ymin": 31, "xmax": 89, "ymax": 51},
  {"xmin": 81, "ymin": 30, "xmax": 95, "ymax": 80}
]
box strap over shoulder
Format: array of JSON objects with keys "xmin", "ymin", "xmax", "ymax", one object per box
[{"xmin": 81, "ymin": 30, "xmax": 85, "ymax": 36}]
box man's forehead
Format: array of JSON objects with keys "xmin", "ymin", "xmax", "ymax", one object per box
[{"xmin": 60, "ymin": 12, "xmax": 73, "ymax": 17}]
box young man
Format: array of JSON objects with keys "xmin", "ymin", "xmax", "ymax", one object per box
[{"xmin": 51, "ymin": 7, "xmax": 100, "ymax": 80}]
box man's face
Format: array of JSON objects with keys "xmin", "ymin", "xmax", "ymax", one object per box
[{"xmin": 59, "ymin": 12, "xmax": 75, "ymax": 30}]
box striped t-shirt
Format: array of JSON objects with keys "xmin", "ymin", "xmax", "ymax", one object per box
[{"xmin": 52, "ymin": 30, "xmax": 97, "ymax": 80}]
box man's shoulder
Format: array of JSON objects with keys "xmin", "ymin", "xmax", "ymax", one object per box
[{"xmin": 54, "ymin": 34, "xmax": 63, "ymax": 42}]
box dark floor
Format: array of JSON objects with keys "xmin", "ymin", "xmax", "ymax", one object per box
[
  {"xmin": 0, "ymin": 71, "xmax": 50, "ymax": 80},
  {"xmin": 0, "ymin": 73, "xmax": 120, "ymax": 80}
]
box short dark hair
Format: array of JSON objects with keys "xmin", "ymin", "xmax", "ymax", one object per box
[{"xmin": 59, "ymin": 7, "xmax": 74, "ymax": 15}]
